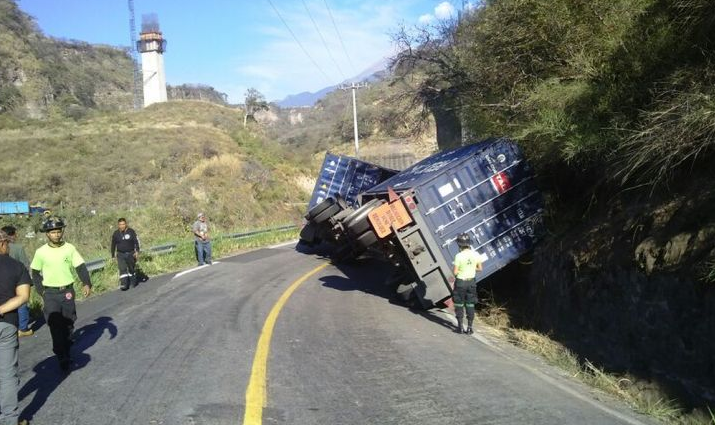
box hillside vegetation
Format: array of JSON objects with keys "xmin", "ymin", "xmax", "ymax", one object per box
[
  {"xmin": 392, "ymin": 0, "xmax": 715, "ymax": 193},
  {"xmin": 263, "ymin": 78, "xmax": 437, "ymax": 164},
  {"xmin": 0, "ymin": 0, "xmax": 133, "ymax": 117},
  {"xmin": 0, "ymin": 100, "xmax": 313, "ymax": 258},
  {"xmin": 0, "ymin": 0, "xmax": 229, "ymax": 118},
  {"xmin": 385, "ymin": 0, "xmax": 715, "ymax": 419}
]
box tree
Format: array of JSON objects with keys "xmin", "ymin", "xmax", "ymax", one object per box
[
  {"xmin": 390, "ymin": 20, "xmax": 468, "ymax": 150},
  {"xmin": 243, "ymin": 88, "xmax": 268, "ymax": 127}
]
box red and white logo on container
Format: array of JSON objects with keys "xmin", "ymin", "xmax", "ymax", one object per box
[{"xmin": 490, "ymin": 171, "xmax": 512, "ymax": 194}]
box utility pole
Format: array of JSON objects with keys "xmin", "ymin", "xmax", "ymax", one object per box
[{"xmin": 340, "ymin": 82, "xmax": 367, "ymax": 157}]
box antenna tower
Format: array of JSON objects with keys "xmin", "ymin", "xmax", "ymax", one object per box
[{"xmin": 128, "ymin": 0, "xmax": 142, "ymax": 109}]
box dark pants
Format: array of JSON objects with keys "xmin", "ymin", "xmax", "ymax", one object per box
[
  {"xmin": 42, "ymin": 286, "xmax": 77, "ymax": 361},
  {"xmin": 117, "ymin": 251, "xmax": 137, "ymax": 289},
  {"xmin": 0, "ymin": 322, "xmax": 19, "ymax": 424},
  {"xmin": 453, "ymin": 278, "xmax": 477, "ymax": 328}
]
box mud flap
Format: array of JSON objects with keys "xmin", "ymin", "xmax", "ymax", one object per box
[{"xmin": 413, "ymin": 268, "xmax": 452, "ymax": 309}]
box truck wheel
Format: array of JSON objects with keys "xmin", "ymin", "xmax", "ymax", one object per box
[
  {"xmin": 299, "ymin": 222, "xmax": 318, "ymax": 244},
  {"xmin": 312, "ymin": 203, "xmax": 342, "ymax": 224},
  {"xmin": 395, "ymin": 283, "xmax": 415, "ymax": 301},
  {"xmin": 344, "ymin": 199, "xmax": 385, "ymax": 234},
  {"xmin": 342, "ymin": 199, "xmax": 381, "ymax": 227},
  {"xmin": 354, "ymin": 229, "xmax": 378, "ymax": 250},
  {"xmin": 306, "ymin": 198, "xmax": 336, "ymax": 220},
  {"xmin": 328, "ymin": 207, "xmax": 354, "ymax": 225},
  {"xmin": 346, "ymin": 215, "xmax": 373, "ymax": 236}
]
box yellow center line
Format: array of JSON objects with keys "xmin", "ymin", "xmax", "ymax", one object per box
[{"xmin": 243, "ymin": 262, "xmax": 330, "ymax": 425}]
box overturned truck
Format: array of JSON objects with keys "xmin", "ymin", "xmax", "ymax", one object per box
[{"xmin": 300, "ymin": 137, "xmax": 545, "ymax": 308}]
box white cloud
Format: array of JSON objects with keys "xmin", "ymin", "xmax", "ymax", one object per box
[
  {"xmin": 232, "ymin": 0, "xmax": 402, "ymax": 102},
  {"xmin": 434, "ymin": 2, "xmax": 456, "ymax": 19},
  {"xmin": 418, "ymin": 14, "xmax": 434, "ymax": 24}
]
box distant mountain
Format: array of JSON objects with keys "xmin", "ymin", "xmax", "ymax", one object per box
[
  {"xmin": 276, "ymin": 85, "xmax": 337, "ymax": 109},
  {"xmin": 275, "ymin": 57, "xmax": 390, "ymax": 108}
]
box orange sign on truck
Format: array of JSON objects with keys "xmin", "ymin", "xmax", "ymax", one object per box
[{"xmin": 368, "ymin": 199, "xmax": 413, "ymax": 238}]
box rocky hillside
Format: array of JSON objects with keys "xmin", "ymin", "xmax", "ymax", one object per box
[
  {"xmin": 0, "ymin": 0, "xmax": 228, "ymax": 118},
  {"xmin": 506, "ymin": 175, "xmax": 715, "ymax": 409},
  {"xmin": 0, "ymin": 0, "xmax": 134, "ymax": 117}
]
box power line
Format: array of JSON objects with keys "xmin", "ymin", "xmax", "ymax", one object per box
[
  {"xmin": 323, "ymin": 0, "xmax": 356, "ymax": 75},
  {"xmin": 265, "ymin": 0, "xmax": 332, "ymax": 84},
  {"xmin": 301, "ymin": 0, "xmax": 346, "ymax": 80}
]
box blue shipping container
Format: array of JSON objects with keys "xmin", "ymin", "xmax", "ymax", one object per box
[
  {"xmin": 307, "ymin": 153, "xmax": 398, "ymax": 211},
  {"xmin": 364, "ymin": 137, "xmax": 544, "ymax": 302},
  {"xmin": 0, "ymin": 201, "xmax": 30, "ymax": 215}
]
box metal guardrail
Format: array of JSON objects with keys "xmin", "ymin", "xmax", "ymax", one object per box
[
  {"xmin": 221, "ymin": 224, "xmax": 297, "ymax": 240},
  {"xmin": 85, "ymin": 224, "xmax": 297, "ymax": 273}
]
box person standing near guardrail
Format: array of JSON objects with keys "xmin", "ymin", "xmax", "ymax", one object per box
[
  {"xmin": 1, "ymin": 226, "xmax": 33, "ymax": 337},
  {"xmin": 0, "ymin": 229, "xmax": 31, "ymax": 425},
  {"xmin": 452, "ymin": 233, "xmax": 482, "ymax": 335},
  {"xmin": 110, "ymin": 218, "xmax": 141, "ymax": 291},
  {"xmin": 192, "ymin": 212, "xmax": 212, "ymax": 266},
  {"xmin": 30, "ymin": 217, "xmax": 92, "ymax": 372}
]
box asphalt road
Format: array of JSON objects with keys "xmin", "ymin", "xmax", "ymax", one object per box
[{"xmin": 16, "ymin": 243, "xmax": 656, "ymax": 425}]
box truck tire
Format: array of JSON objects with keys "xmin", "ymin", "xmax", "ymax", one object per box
[
  {"xmin": 395, "ymin": 283, "xmax": 415, "ymax": 301},
  {"xmin": 346, "ymin": 214, "xmax": 373, "ymax": 236},
  {"xmin": 299, "ymin": 222, "xmax": 318, "ymax": 244},
  {"xmin": 328, "ymin": 207, "xmax": 354, "ymax": 225},
  {"xmin": 342, "ymin": 199, "xmax": 381, "ymax": 227},
  {"xmin": 344, "ymin": 199, "xmax": 385, "ymax": 235},
  {"xmin": 312, "ymin": 203, "xmax": 342, "ymax": 224},
  {"xmin": 354, "ymin": 229, "xmax": 378, "ymax": 250},
  {"xmin": 306, "ymin": 197, "xmax": 337, "ymax": 220}
]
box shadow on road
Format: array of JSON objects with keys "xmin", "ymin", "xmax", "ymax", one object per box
[
  {"xmin": 319, "ymin": 256, "xmax": 397, "ymax": 301},
  {"xmin": 19, "ymin": 316, "xmax": 118, "ymax": 420},
  {"xmin": 318, "ymin": 252, "xmax": 459, "ymax": 332},
  {"xmin": 408, "ymin": 308, "xmax": 457, "ymax": 332},
  {"xmin": 294, "ymin": 240, "xmax": 335, "ymax": 260}
]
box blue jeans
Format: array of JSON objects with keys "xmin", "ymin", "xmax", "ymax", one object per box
[
  {"xmin": 0, "ymin": 322, "xmax": 19, "ymax": 425},
  {"xmin": 195, "ymin": 240, "xmax": 212, "ymax": 265},
  {"xmin": 18, "ymin": 303, "xmax": 29, "ymax": 332}
]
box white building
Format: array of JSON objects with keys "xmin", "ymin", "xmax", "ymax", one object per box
[{"xmin": 137, "ymin": 18, "xmax": 167, "ymax": 107}]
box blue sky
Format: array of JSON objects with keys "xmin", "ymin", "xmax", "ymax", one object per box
[{"xmin": 17, "ymin": 0, "xmax": 469, "ymax": 103}]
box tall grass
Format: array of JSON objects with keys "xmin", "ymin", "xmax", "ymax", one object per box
[
  {"xmin": 478, "ymin": 300, "xmax": 708, "ymax": 424},
  {"xmin": 615, "ymin": 83, "xmax": 715, "ymax": 187}
]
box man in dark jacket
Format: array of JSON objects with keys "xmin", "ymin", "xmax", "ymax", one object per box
[
  {"xmin": 110, "ymin": 218, "xmax": 141, "ymax": 291},
  {"xmin": 0, "ymin": 229, "xmax": 31, "ymax": 424}
]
